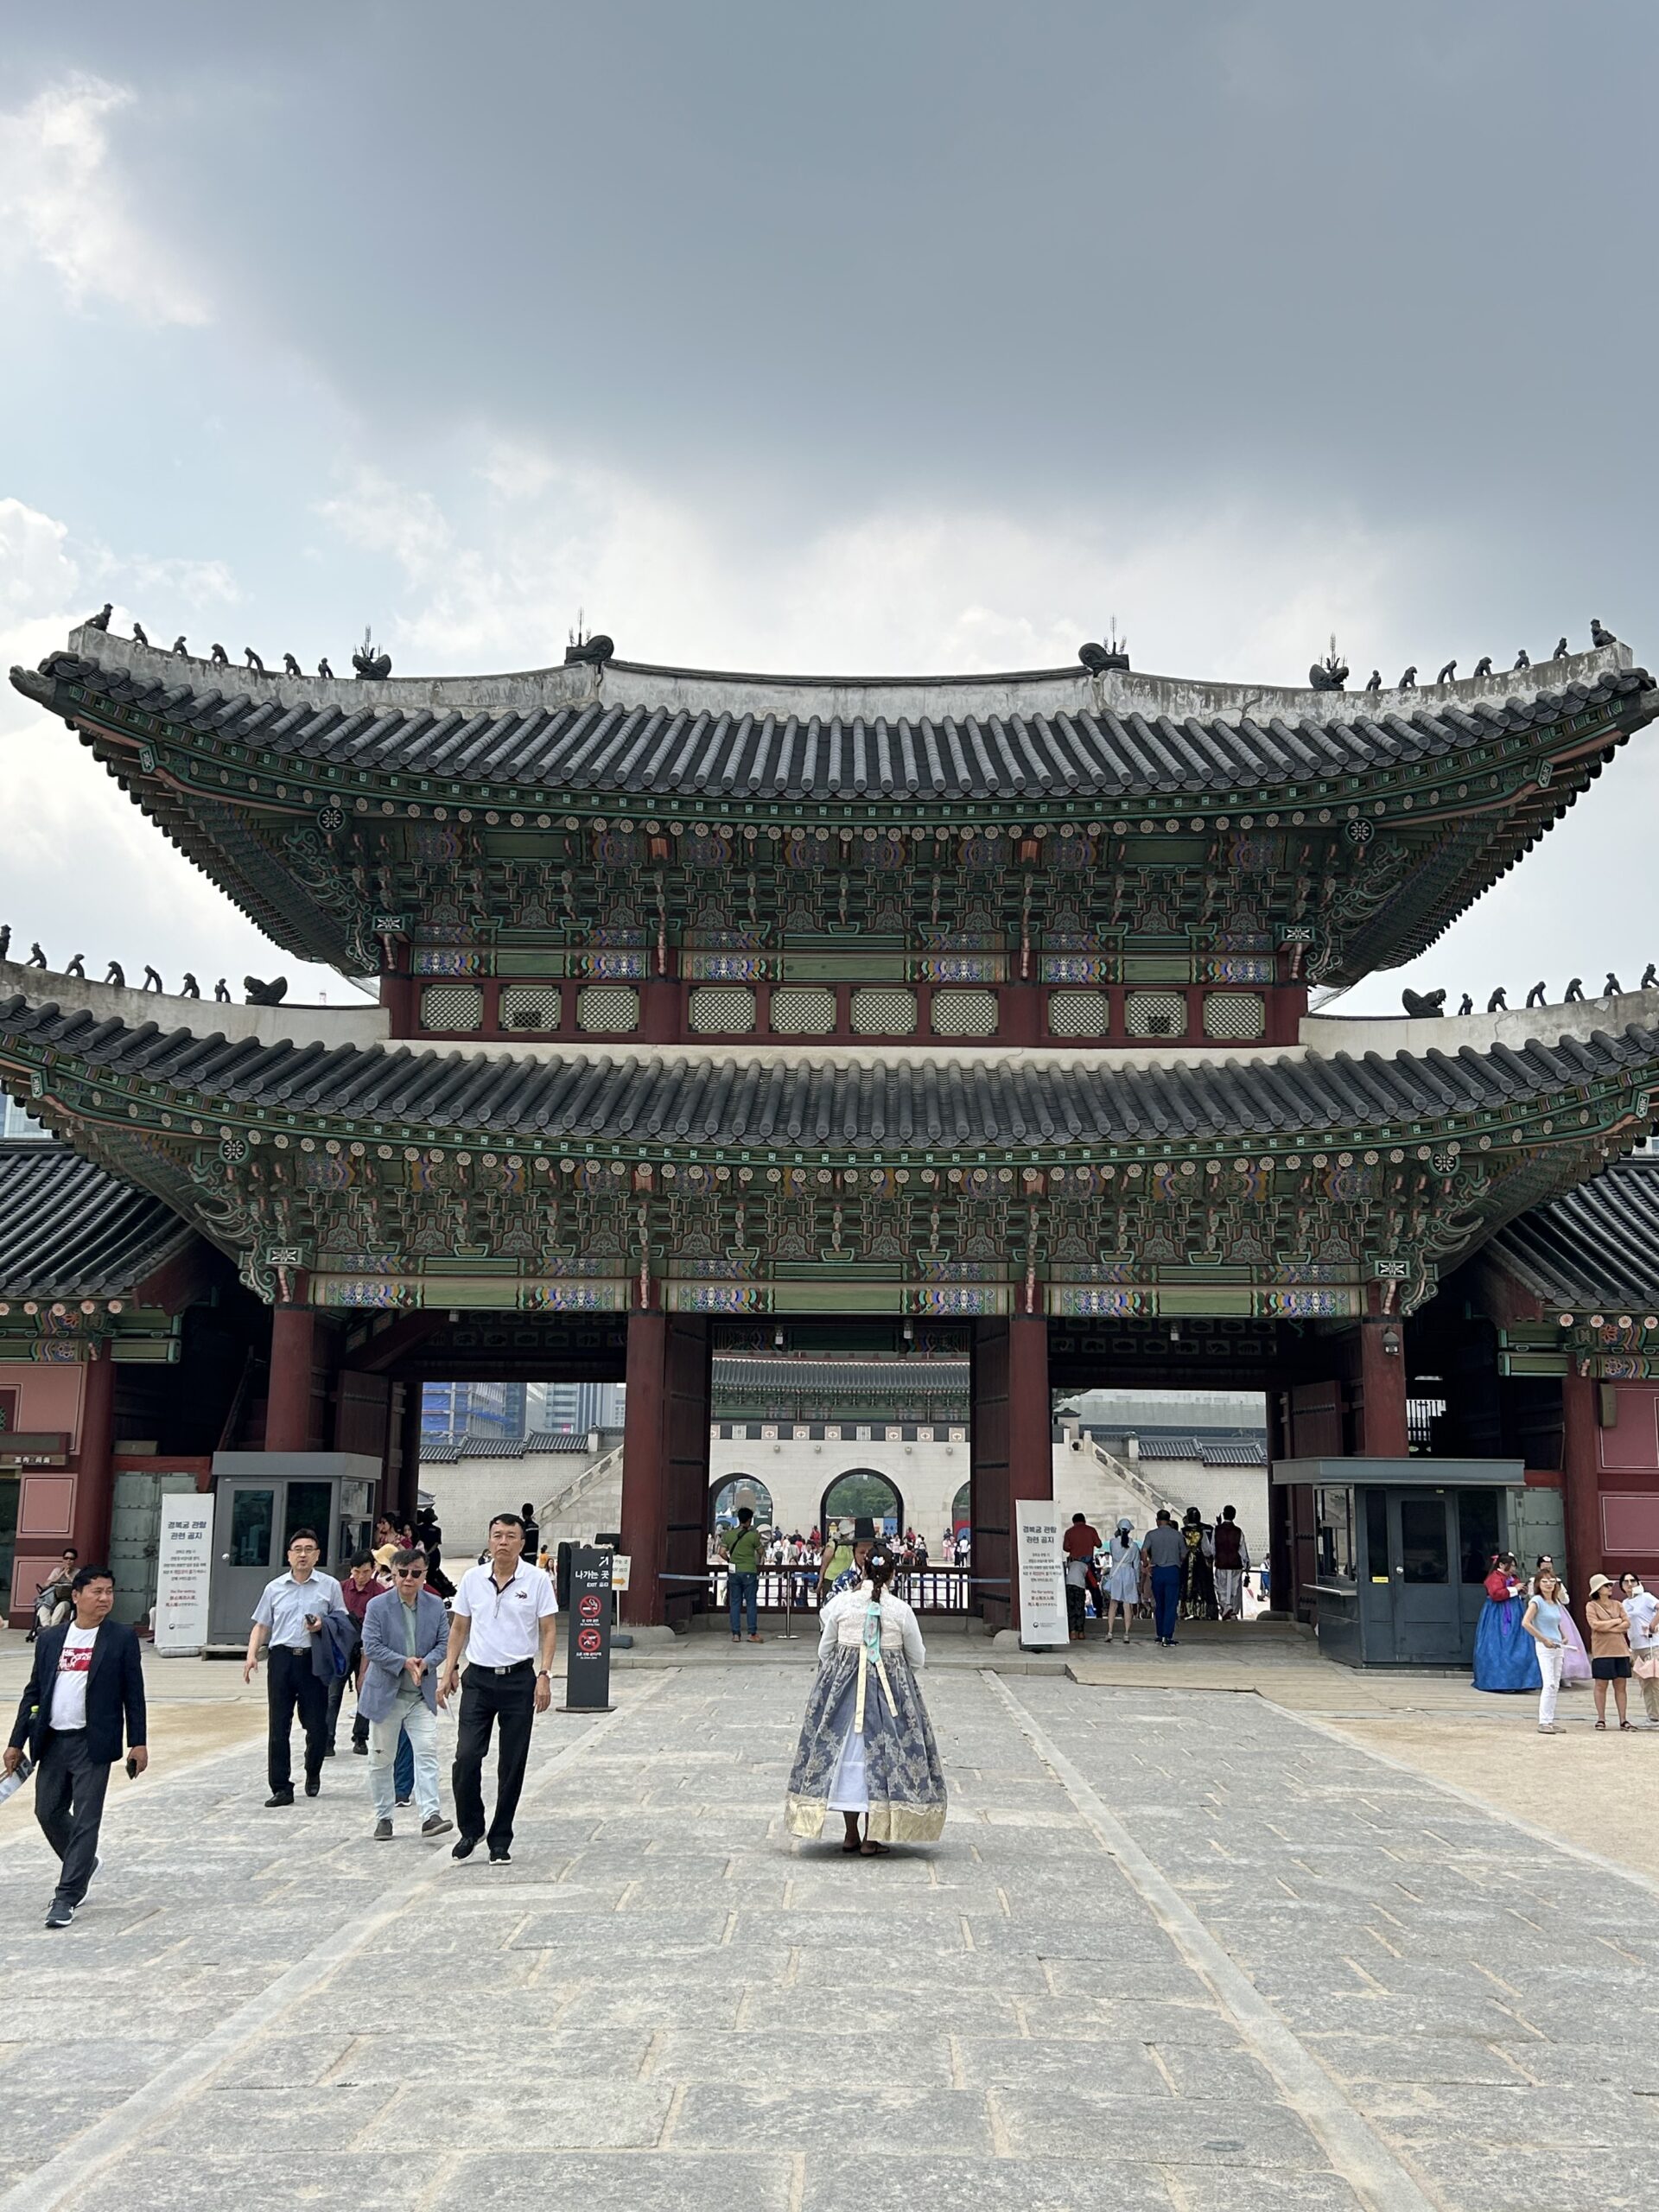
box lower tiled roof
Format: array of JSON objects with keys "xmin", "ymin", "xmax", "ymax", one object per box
[
  {"xmin": 1488, "ymin": 1157, "xmax": 1659, "ymax": 1306},
  {"xmin": 4, "ymin": 997, "xmax": 1656, "ymax": 1153},
  {"xmin": 0, "ymin": 1137, "xmax": 194, "ymax": 1299}
]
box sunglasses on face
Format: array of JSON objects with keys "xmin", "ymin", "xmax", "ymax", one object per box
[{"xmin": 395, "ymin": 1568, "xmax": 426, "ymax": 1580}]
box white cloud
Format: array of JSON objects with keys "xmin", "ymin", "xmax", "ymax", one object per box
[
  {"xmin": 0, "ymin": 73, "xmax": 209, "ymax": 326},
  {"xmin": 125, "ymin": 553, "xmax": 241, "ymax": 607},
  {"xmin": 1, "ymin": 500, "xmax": 353, "ymax": 1000},
  {"xmin": 315, "ymin": 442, "xmax": 1420, "ymax": 687}
]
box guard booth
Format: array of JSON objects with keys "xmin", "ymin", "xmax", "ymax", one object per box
[
  {"xmin": 206, "ymin": 1452, "xmax": 378, "ymax": 1645},
  {"xmin": 1274, "ymin": 1457, "xmax": 1528, "ymax": 1667}
]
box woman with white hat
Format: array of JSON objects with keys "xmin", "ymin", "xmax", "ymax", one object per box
[{"xmin": 1585, "ymin": 1573, "xmax": 1636, "ymax": 1731}]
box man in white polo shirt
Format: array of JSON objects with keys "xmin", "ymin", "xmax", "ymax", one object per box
[{"xmin": 439, "ymin": 1512, "xmax": 558, "ymax": 1864}]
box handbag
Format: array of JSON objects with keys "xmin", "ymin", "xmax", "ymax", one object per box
[{"xmin": 1633, "ymin": 1651, "xmax": 1659, "ymax": 1681}]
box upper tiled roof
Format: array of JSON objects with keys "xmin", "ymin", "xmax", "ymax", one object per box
[
  {"xmin": 14, "ymin": 632, "xmax": 1654, "ymax": 804},
  {"xmin": 4, "ymin": 995, "xmax": 1656, "ymax": 1154},
  {"xmin": 713, "ymin": 1356, "xmax": 967, "ymax": 1393},
  {"xmin": 0, "ymin": 1137, "xmax": 194, "ymax": 1299},
  {"xmin": 1487, "ymin": 1158, "xmax": 1659, "ymax": 1305}
]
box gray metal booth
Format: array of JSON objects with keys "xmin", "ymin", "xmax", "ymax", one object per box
[
  {"xmin": 1274, "ymin": 1457, "xmax": 1532, "ymax": 1669},
  {"xmin": 207, "ymin": 1452, "xmax": 379, "ymax": 1645}
]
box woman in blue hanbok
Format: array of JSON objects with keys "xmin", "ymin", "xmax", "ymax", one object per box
[
  {"xmin": 1472, "ymin": 1553, "xmax": 1540, "ymax": 1693},
  {"xmin": 785, "ymin": 1541, "xmax": 946, "ymax": 1853}
]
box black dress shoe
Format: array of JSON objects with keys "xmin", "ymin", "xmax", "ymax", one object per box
[
  {"xmin": 303, "ymin": 1776, "xmax": 321, "ymax": 1798},
  {"xmin": 451, "ymin": 1834, "xmax": 480, "ymax": 1860},
  {"xmin": 265, "ymin": 1789, "xmax": 295, "ymax": 1808},
  {"xmin": 351, "ymin": 1739, "xmax": 368, "ymax": 1756}
]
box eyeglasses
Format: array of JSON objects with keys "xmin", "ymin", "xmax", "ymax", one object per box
[{"xmin": 394, "ymin": 1567, "xmax": 426, "ymax": 1580}]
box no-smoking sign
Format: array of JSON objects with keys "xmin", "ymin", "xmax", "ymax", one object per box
[{"xmin": 578, "ymin": 1592, "xmax": 602, "ymax": 1620}]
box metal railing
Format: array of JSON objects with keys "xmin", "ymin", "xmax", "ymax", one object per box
[{"xmin": 706, "ymin": 1565, "xmax": 971, "ymax": 1617}]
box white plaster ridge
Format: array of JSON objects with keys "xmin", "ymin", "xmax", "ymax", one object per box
[
  {"xmin": 1302, "ymin": 984, "xmax": 1659, "ymax": 1059},
  {"xmin": 0, "ymin": 959, "xmax": 388, "ymax": 1049},
  {"xmin": 60, "ymin": 625, "xmax": 1633, "ymax": 734}
]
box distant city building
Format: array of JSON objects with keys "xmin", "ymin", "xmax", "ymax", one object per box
[
  {"xmin": 422, "ymin": 1381, "xmax": 526, "ymax": 1446},
  {"xmin": 525, "ymin": 1380, "xmax": 624, "ymax": 1434}
]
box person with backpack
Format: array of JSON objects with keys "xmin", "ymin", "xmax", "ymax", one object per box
[{"xmin": 1212, "ymin": 1505, "xmax": 1250, "ymax": 1621}]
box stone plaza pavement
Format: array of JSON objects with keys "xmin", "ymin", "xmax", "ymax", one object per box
[{"xmin": 1, "ymin": 1661, "xmax": 1657, "ymax": 2212}]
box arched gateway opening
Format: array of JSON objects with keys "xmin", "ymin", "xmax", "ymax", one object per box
[{"xmin": 820, "ymin": 1468, "xmax": 903, "ymax": 1538}]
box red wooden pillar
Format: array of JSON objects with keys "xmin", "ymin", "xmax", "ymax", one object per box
[
  {"xmin": 266, "ymin": 1302, "xmax": 318, "ymax": 1453},
  {"xmin": 71, "ymin": 1340, "xmax": 116, "ymax": 1564},
  {"xmin": 620, "ymin": 1310, "xmax": 670, "ymax": 1625},
  {"xmin": 1560, "ymin": 1364, "xmax": 1605, "ymax": 1606},
  {"xmin": 969, "ymin": 1313, "xmax": 1052, "ymax": 1631},
  {"xmin": 1357, "ymin": 1316, "xmax": 1408, "ymax": 1456},
  {"xmin": 394, "ymin": 1382, "xmax": 423, "ymax": 1528},
  {"xmin": 618, "ymin": 1306, "xmax": 711, "ymax": 1627}
]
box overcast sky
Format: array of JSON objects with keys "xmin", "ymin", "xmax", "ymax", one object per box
[{"xmin": 3, "ymin": 0, "xmax": 1657, "ymax": 1012}]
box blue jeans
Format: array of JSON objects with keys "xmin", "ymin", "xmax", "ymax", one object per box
[
  {"xmin": 728, "ymin": 1571, "xmax": 759, "ymax": 1637},
  {"xmin": 1151, "ymin": 1565, "xmax": 1181, "ymax": 1643}
]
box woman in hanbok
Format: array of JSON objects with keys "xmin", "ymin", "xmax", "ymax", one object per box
[
  {"xmin": 1178, "ymin": 1508, "xmax": 1217, "ymax": 1621},
  {"xmin": 785, "ymin": 1541, "xmax": 946, "ymax": 1853},
  {"xmin": 1534, "ymin": 1555, "xmax": 1591, "ymax": 1684},
  {"xmin": 1472, "ymin": 1553, "xmax": 1539, "ymax": 1693}
]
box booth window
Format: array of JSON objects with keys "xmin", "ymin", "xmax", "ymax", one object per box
[{"xmin": 1314, "ymin": 1486, "xmax": 1356, "ymax": 1583}]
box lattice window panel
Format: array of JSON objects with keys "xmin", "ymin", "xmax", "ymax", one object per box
[
  {"xmin": 499, "ymin": 984, "xmax": 562, "ymax": 1033},
  {"xmin": 850, "ymin": 987, "xmax": 918, "ymax": 1036},
  {"xmin": 1048, "ymin": 988, "xmax": 1109, "ymax": 1039},
  {"xmin": 1203, "ymin": 990, "xmax": 1266, "ymax": 1041},
  {"xmin": 1123, "ymin": 989, "xmax": 1187, "ymax": 1039},
  {"xmin": 575, "ymin": 983, "xmax": 640, "ymax": 1033},
  {"xmin": 419, "ymin": 983, "xmax": 483, "ymax": 1032},
  {"xmin": 689, "ymin": 985, "xmax": 757, "ymax": 1034},
  {"xmin": 931, "ymin": 988, "xmax": 998, "ymax": 1038},
  {"xmin": 770, "ymin": 986, "xmax": 837, "ymax": 1035}
]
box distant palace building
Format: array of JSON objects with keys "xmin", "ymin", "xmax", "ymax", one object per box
[{"xmin": 3, "ymin": 621, "xmax": 1659, "ymax": 1640}]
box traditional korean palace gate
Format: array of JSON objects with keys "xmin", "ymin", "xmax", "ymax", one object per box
[{"xmin": 6, "ymin": 621, "xmax": 1659, "ymax": 1626}]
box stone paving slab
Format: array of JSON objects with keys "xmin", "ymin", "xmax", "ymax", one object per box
[{"xmin": 5, "ymin": 1657, "xmax": 1659, "ymax": 2211}]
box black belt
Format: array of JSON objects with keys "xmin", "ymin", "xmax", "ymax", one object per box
[{"xmin": 478, "ymin": 1658, "xmax": 535, "ymax": 1676}]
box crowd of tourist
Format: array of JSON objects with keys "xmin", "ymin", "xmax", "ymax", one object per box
[
  {"xmin": 1060, "ymin": 1504, "xmax": 1262, "ymax": 1644},
  {"xmin": 1476, "ymin": 1553, "xmax": 1659, "ymax": 1732}
]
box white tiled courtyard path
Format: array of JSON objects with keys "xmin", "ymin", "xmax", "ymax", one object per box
[{"xmin": 1, "ymin": 1658, "xmax": 1656, "ymax": 2212}]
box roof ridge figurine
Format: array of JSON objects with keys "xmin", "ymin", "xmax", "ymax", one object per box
[
  {"xmin": 86, "ymin": 604, "xmax": 111, "ymax": 631},
  {"xmin": 352, "ymin": 627, "xmax": 391, "ymax": 681}
]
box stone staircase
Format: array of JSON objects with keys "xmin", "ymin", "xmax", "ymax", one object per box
[
  {"xmin": 1054, "ymin": 1426, "xmax": 1172, "ymax": 1529},
  {"xmin": 537, "ymin": 1440, "xmax": 626, "ymax": 1548}
]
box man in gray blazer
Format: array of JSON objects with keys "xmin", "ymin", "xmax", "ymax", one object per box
[{"xmin": 359, "ymin": 1550, "xmax": 453, "ymax": 1840}]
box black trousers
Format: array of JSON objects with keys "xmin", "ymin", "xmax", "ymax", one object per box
[
  {"xmin": 35, "ymin": 1729, "xmax": 112, "ymax": 1909},
  {"xmin": 452, "ymin": 1664, "xmax": 535, "ymax": 1849},
  {"xmin": 268, "ymin": 1643, "xmax": 327, "ymax": 1791}
]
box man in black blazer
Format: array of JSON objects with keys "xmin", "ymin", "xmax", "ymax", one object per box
[{"xmin": 5, "ymin": 1565, "xmax": 148, "ymax": 1929}]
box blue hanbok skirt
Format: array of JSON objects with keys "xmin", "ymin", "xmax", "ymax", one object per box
[
  {"xmin": 784, "ymin": 1644, "xmax": 946, "ymax": 1846},
  {"xmin": 1472, "ymin": 1596, "xmax": 1540, "ymax": 1693}
]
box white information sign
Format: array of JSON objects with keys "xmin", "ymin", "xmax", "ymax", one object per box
[
  {"xmin": 1014, "ymin": 1497, "xmax": 1070, "ymax": 1648},
  {"xmin": 609, "ymin": 1553, "xmax": 632, "ymax": 1592},
  {"xmin": 154, "ymin": 1492, "xmax": 214, "ymax": 1656}
]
